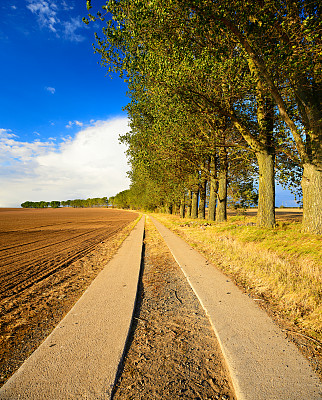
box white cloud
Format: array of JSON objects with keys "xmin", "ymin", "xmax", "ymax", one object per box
[
  {"xmin": 66, "ymin": 120, "xmax": 83, "ymax": 128},
  {"xmin": 45, "ymin": 86, "xmax": 55, "ymax": 94},
  {"xmin": 26, "ymin": 1, "xmax": 86, "ymax": 41},
  {"xmin": 61, "ymin": 1, "xmax": 74, "ymax": 11},
  {"xmin": 26, "ymin": 0, "xmax": 59, "ymax": 33},
  {"xmin": 62, "ymin": 17, "xmax": 86, "ymax": 42},
  {"xmin": 0, "ymin": 118, "xmax": 131, "ymax": 207}
]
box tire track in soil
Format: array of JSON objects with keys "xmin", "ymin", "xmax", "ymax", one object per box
[{"xmin": 112, "ymin": 217, "xmax": 236, "ymax": 400}]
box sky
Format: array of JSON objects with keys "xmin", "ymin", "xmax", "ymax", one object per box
[
  {"xmin": 0, "ymin": 0, "xmax": 131, "ymax": 207},
  {"xmin": 0, "ymin": 1, "xmax": 298, "ymax": 208}
]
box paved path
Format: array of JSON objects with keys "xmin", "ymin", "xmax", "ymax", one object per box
[
  {"xmin": 0, "ymin": 217, "xmax": 145, "ymax": 400},
  {"xmin": 1, "ymin": 215, "xmax": 321, "ymax": 400},
  {"xmin": 151, "ymin": 216, "xmax": 322, "ymax": 400}
]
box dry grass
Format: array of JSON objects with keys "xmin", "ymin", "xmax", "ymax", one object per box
[{"xmin": 151, "ymin": 213, "xmax": 322, "ymax": 342}]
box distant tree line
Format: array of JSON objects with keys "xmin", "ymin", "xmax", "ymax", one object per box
[{"xmin": 21, "ymin": 197, "xmax": 108, "ymax": 209}]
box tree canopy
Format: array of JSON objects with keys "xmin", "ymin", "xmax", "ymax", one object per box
[
  {"xmin": 85, "ymin": 0, "xmax": 321, "ymax": 233},
  {"xmin": 21, "ymin": 197, "xmax": 108, "ymax": 208}
]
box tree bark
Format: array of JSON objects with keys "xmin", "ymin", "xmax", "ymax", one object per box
[
  {"xmin": 180, "ymin": 196, "xmax": 185, "ymax": 219},
  {"xmin": 216, "ymin": 148, "xmax": 227, "ymax": 222},
  {"xmin": 301, "ymin": 164, "xmax": 322, "ymax": 234},
  {"xmin": 198, "ymin": 174, "xmax": 207, "ymax": 219},
  {"xmin": 251, "ymin": 60, "xmax": 276, "ymax": 228},
  {"xmin": 186, "ymin": 190, "xmax": 192, "ymax": 217},
  {"xmin": 191, "ymin": 189, "xmax": 199, "ymax": 219},
  {"xmin": 296, "ymin": 86, "xmax": 322, "ymax": 234},
  {"xmin": 166, "ymin": 204, "xmax": 173, "ymax": 214},
  {"xmin": 256, "ymin": 150, "xmax": 275, "ymax": 228},
  {"xmin": 173, "ymin": 203, "xmax": 179, "ymax": 215},
  {"xmin": 208, "ymin": 155, "xmax": 217, "ymax": 221}
]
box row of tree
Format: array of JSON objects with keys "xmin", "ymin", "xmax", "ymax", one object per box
[
  {"xmin": 21, "ymin": 201, "xmax": 55, "ymax": 209},
  {"xmin": 21, "ymin": 197, "xmax": 108, "ymax": 209},
  {"xmin": 86, "ymin": 0, "xmax": 321, "ymax": 233}
]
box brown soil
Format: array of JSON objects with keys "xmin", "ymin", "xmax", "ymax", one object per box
[
  {"xmin": 113, "ymin": 217, "xmax": 236, "ymax": 400},
  {"xmin": 0, "ymin": 208, "xmax": 137, "ymax": 300},
  {"xmin": 0, "ymin": 208, "xmax": 138, "ymax": 386}
]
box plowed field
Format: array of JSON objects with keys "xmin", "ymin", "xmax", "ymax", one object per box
[{"xmin": 0, "ymin": 207, "xmax": 138, "ymax": 385}]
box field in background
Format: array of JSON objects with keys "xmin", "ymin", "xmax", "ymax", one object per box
[
  {"xmin": 0, "ymin": 208, "xmax": 137, "ymax": 302},
  {"xmin": 228, "ymin": 207, "xmax": 303, "ymax": 221}
]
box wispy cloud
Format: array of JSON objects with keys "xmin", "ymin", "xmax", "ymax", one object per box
[
  {"xmin": 26, "ymin": 0, "xmax": 59, "ymax": 33},
  {"xmin": 0, "ymin": 129, "xmax": 56, "ymax": 165},
  {"xmin": 0, "ymin": 118, "xmax": 130, "ymax": 207},
  {"xmin": 66, "ymin": 120, "xmax": 83, "ymax": 128},
  {"xmin": 62, "ymin": 17, "xmax": 86, "ymax": 42},
  {"xmin": 26, "ymin": 1, "xmax": 86, "ymax": 41},
  {"xmin": 61, "ymin": 1, "xmax": 74, "ymax": 11},
  {"xmin": 45, "ymin": 86, "xmax": 55, "ymax": 94}
]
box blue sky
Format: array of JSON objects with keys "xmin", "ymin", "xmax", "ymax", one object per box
[
  {"xmin": 1, "ymin": 1, "xmax": 127, "ymax": 140},
  {"xmin": 0, "ymin": 1, "xmax": 298, "ymax": 208},
  {"xmin": 0, "ymin": 1, "xmax": 131, "ymax": 207}
]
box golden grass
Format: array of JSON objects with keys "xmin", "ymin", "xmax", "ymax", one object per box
[{"xmin": 151, "ymin": 213, "xmax": 322, "ymax": 341}]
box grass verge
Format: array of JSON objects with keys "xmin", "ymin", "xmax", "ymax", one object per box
[{"xmin": 151, "ymin": 213, "xmax": 322, "ymax": 345}]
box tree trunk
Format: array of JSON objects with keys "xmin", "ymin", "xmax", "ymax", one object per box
[
  {"xmin": 256, "ymin": 74, "xmax": 276, "ymax": 228},
  {"xmin": 256, "ymin": 150, "xmax": 275, "ymax": 228},
  {"xmin": 296, "ymin": 86, "xmax": 322, "ymax": 234},
  {"xmin": 191, "ymin": 189, "xmax": 199, "ymax": 219},
  {"xmin": 198, "ymin": 177, "xmax": 207, "ymax": 219},
  {"xmin": 208, "ymin": 155, "xmax": 217, "ymax": 221},
  {"xmin": 173, "ymin": 203, "xmax": 179, "ymax": 215},
  {"xmin": 186, "ymin": 190, "xmax": 192, "ymax": 217},
  {"xmin": 216, "ymin": 148, "xmax": 227, "ymax": 222},
  {"xmin": 180, "ymin": 197, "xmax": 185, "ymax": 218},
  {"xmin": 301, "ymin": 163, "xmax": 322, "ymax": 234}
]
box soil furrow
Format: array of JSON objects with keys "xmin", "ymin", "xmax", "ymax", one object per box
[
  {"xmin": 0, "ymin": 208, "xmax": 138, "ymax": 386},
  {"xmin": 0, "ymin": 226, "xmax": 125, "ymax": 298},
  {"xmin": 0, "ymin": 228, "xmax": 104, "ymax": 261}
]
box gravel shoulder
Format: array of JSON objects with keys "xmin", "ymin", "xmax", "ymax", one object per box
[{"xmin": 113, "ymin": 216, "xmax": 236, "ymax": 400}]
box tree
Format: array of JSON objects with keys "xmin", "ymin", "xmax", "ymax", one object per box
[
  {"xmin": 85, "ymin": 0, "xmax": 320, "ymax": 232},
  {"xmin": 50, "ymin": 201, "xmax": 61, "ymax": 208},
  {"xmin": 86, "ymin": 0, "xmax": 278, "ymax": 227},
  {"xmin": 184, "ymin": 0, "xmax": 321, "ymax": 232}
]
